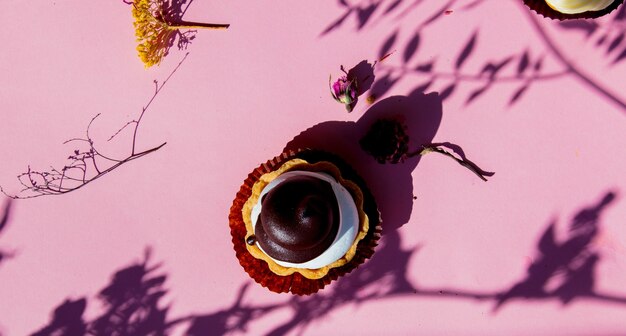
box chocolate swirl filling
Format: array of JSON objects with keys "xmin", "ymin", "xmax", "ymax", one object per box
[{"xmin": 254, "ymin": 175, "xmax": 340, "ymax": 263}]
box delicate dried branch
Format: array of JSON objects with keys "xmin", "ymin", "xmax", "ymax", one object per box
[
  {"xmin": 412, "ymin": 144, "xmax": 494, "ymax": 181},
  {"xmin": 0, "ymin": 54, "xmax": 189, "ymax": 199},
  {"xmin": 360, "ymin": 118, "xmax": 494, "ymax": 181}
]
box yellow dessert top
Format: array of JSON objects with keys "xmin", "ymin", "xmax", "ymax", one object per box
[{"xmin": 545, "ymin": 0, "xmax": 614, "ymax": 14}]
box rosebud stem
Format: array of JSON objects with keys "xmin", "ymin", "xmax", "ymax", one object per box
[{"xmin": 410, "ymin": 145, "xmax": 493, "ymax": 181}]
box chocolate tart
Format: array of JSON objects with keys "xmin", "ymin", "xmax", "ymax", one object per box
[{"xmin": 229, "ymin": 149, "xmax": 381, "ymax": 295}]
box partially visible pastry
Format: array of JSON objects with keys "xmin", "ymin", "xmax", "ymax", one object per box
[{"xmin": 523, "ymin": 0, "xmax": 624, "ymax": 20}]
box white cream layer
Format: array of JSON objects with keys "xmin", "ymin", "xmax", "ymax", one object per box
[
  {"xmin": 251, "ymin": 171, "xmax": 359, "ymax": 269},
  {"xmin": 545, "ymin": 0, "xmax": 614, "ymax": 14}
]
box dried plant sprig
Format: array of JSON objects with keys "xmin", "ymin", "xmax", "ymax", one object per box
[
  {"xmin": 131, "ymin": 0, "xmax": 229, "ymax": 68},
  {"xmin": 0, "ymin": 54, "xmax": 189, "ymax": 199},
  {"xmin": 360, "ymin": 118, "xmax": 494, "ymax": 181},
  {"xmin": 413, "ymin": 144, "xmax": 494, "ymax": 182}
]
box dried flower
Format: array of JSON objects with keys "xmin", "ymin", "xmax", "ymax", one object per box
[
  {"xmin": 131, "ymin": 0, "xmax": 229, "ymax": 68},
  {"xmin": 360, "ymin": 117, "xmax": 494, "ymax": 181},
  {"xmin": 359, "ymin": 118, "xmax": 409, "ymax": 164},
  {"xmin": 330, "ymin": 66, "xmax": 358, "ymax": 112}
]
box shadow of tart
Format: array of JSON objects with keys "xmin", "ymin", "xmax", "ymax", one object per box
[{"xmin": 229, "ymin": 149, "xmax": 381, "ymax": 295}]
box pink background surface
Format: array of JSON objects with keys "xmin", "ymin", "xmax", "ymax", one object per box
[{"xmin": 2, "ymin": 0, "xmax": 626, "ymax": 335}]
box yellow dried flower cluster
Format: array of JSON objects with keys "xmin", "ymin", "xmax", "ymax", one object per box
[
  {"xmin": 132, "ymin": 0, "xmax": 175, "ymax": 68},
  {"xmin": 131, "ymin": 0, "xmax": 229, "ymax": 68}
]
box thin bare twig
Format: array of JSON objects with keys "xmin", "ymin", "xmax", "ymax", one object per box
[{"xmin": 0, "ymin": 54, "xmax": 189, "ymax": 199}]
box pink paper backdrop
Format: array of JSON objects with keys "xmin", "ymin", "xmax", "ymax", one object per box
[{"xmin": 2, "ymin": 0, "xmax": 626, "ymax": 335}]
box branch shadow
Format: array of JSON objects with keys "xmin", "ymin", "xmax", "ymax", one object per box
[
  {"xmin": 181, "ymin": 229, "xmax": 422, "ymax": 335},
  {"xmin": 524, "ymin": 4, "xmax": 626, "ymax": 113},
  {"xmin": 185, "ymin": 283, "xmax": 281, "ymax": 336},
  {"xmin": 323, "ymin": 0, "xmax": 626, "ymax": 111},
  {"xmin": 0, "ymin": 200, "xmax": 13, "ymax": 266},
  {"xmin": 28, "ymin": 230, "xmax": 476, "ymax": 335},
  {"xmin": 30, "ymin": 190, "xmax": 626, "ymax": 336},
  {"xmin": 186, "ymin": 229, "xmax": 493, "ymax": 335},
  {"xmin": 493, "ymin": 190, "xmax": 626, "ymax": 311},
  {"xmin": 285, "ymin": 91, "xmax": 442, "ymax": 232},
  {"xmin": 31, "ymin": 248, "xmax": 180, "ymax": 336},
  {"xmin": 89, "ymin": 248, "xmax": 175, "ymax": 335},
  {"xmin": 194, "ymin": 190, "xmax": 626, "ymax": 334},
  {"xmin": 263, "ymin": 229, "xmax": 419, "ymax": 335}
]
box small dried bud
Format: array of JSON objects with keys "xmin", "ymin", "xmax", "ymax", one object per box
[
  {"xmin": 360, "ymin": 118, "xmax": 410, "ymax": 164},
  {"xmin": 330, "ymin": 75, "xmax": 358, "ymax": 112}
]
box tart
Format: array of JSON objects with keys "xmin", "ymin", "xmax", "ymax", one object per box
[
  {"xmin": 523, "ymin": 0, "xmax": 624, "ymax": 20},
  {"xmin": 229, "ymin": 149, "xmax": 381, "ymax": 295}
]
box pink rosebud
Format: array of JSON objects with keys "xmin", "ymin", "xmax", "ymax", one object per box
[{"xmin": 330, "ymin": 70, "xmax": 358, "ymax": 112}]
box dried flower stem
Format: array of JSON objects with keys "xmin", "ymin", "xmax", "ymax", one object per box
[
  {"xmin": 130, "ymin": 52, "xmax": 187, "ymax": 155},
  {"xmin": 0, "ymin": 54, "xmax": 189, "ymax": 199},
  {"xmin": 409, "ymin": 144, "xmax": 494, "ymax": 182},
  {"xmin": 163, "ymin": 20, "xmax": 230, "ymax": 30}
]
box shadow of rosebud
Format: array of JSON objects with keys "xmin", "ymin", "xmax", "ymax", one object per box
[{"xmin": 348, "ymin": 60, "xmax": 376, "ymax": 96}]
